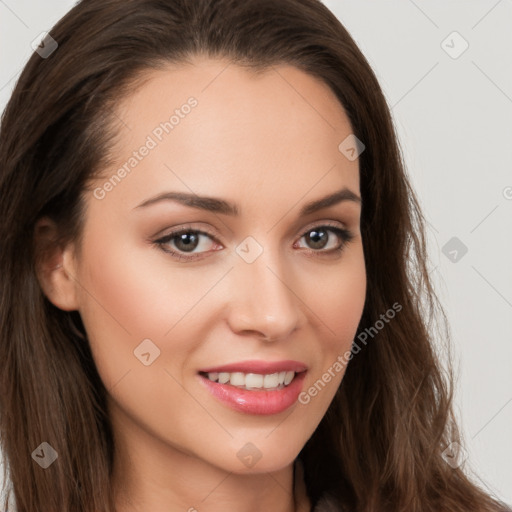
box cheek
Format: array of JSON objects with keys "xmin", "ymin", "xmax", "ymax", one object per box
[
  {"xmin": 312, "ymin": 243, "xmax": 366, "ymax": 352},
  {"xmin": 74, "ymin": 239, "xmax": 190, "ymax": 387},
  {"xmin": 298, "ymin": 244, "xmax": 366, "ymax": 406}
]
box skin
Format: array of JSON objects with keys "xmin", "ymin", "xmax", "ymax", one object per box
[{"xmin": 35, "ymin": 57, "xmax": 366, "ymax": 512}]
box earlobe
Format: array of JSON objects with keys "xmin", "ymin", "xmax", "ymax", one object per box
[{"xmin": 33, "ymin": 217, "xmax": 80, "ymax": 312}]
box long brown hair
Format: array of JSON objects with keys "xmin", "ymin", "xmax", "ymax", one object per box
[{"xmin": 0, "ymin": 0, "xmax": 508, "ymax": 511}]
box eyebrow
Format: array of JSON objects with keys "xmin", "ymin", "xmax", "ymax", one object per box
[{"xmin": 134, "ymin": 186, "xmax": 361, "ymax": 217}]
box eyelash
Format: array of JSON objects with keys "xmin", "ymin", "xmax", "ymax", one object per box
[{"xmin": 153, "ymin": 222, "xmax": 355, "ymax": 262}]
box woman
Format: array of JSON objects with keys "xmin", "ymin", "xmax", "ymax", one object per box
[{"xmin": 0, "ymin": 0, "xmax": 509, "ymax": 511}]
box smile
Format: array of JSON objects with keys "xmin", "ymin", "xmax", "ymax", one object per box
[{"xmin": 197, "ymin": 360, "xmax": 308, "ymax": 415}]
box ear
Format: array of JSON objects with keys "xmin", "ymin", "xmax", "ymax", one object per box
[{"xmin": 33, "ymin": 217, "xmax": 80, "ymax": 311}]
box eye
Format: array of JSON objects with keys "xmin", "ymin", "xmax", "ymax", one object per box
[
  {"xmin": 154, "ymin": 225, "xmax": 220, "ymax": 261},
  {"xmin": 294, "ymin": 222, "xmax": 354, "ymax": 256},
  {"xmin": 153, "ymin": 222, "xmax": 355, "ymax": 262}
]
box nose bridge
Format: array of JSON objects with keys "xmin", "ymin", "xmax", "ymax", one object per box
[{"xmin": 228, "ymin": 236, "xmax": 302, "ymax": 340}]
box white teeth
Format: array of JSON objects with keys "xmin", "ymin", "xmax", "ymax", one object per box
[
  {"xmin": 230, "ymin": 372, "xmax": 246, "ymax": 386},
  {"xmin": 284, "ymin": 371, "xmax": 294, "ymax": 385},
  {"xmin": 263, "ymin": 373, "xmax": 279, "ymax": 388},
  {"xmin": 205, "ymin": 370, "xmax": 297, "ymax": 390},
  {"xmin": 218, "ymin": 372, "xmax": 230, "ymax": 384},
  {"xmin": 245, "ymin": 373, "xmax": 264, "ymax": 389}
]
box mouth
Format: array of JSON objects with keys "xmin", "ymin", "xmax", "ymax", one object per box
[{"xmin": 197, "ymin": 360, "xmax": 308, "ymax": 415}]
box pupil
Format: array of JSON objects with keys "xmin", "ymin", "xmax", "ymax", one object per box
[
  {"xmin": 176, "ymin": 232, "xmax": 198, "ymax": 252},
  {"xmin": 308, "ymin": 229, "xmax": 327, "ymax": 249}
]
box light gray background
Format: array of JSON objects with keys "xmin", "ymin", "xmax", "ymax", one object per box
[{"xmin": 1, "ymin": 0, "xmax": 511, "ymax": 504}]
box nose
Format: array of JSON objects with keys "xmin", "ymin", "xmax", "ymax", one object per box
[{"xmin": 225, "ymin": 248, "xmax": 304, "ymax": 343}]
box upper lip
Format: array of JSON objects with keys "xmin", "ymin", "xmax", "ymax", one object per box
[{"xmin": 198, "ymin": 360, "xmax": 308, "ymax": 374}]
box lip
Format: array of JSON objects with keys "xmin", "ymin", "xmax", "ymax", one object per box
[
  {"xmin": 198, "ymin": 359, "xmax": 308, "ymax": 374},
  {"xmin": 198, "ymin": 370, "xmax": 307, "ymax": 415}
]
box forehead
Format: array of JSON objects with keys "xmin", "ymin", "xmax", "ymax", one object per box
[{"xmin": 90, "ymin": 57, "xmax": 360, "ymax": 216}]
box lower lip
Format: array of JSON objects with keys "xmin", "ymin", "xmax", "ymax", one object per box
[{"xmin": 198, "ymin": 372, "xmax": 307, "ymax": 415}]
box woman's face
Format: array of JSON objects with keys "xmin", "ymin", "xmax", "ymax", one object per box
[{"xmin": 63, "ymin": 57, "xmax": 366, "ymax": 476}]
